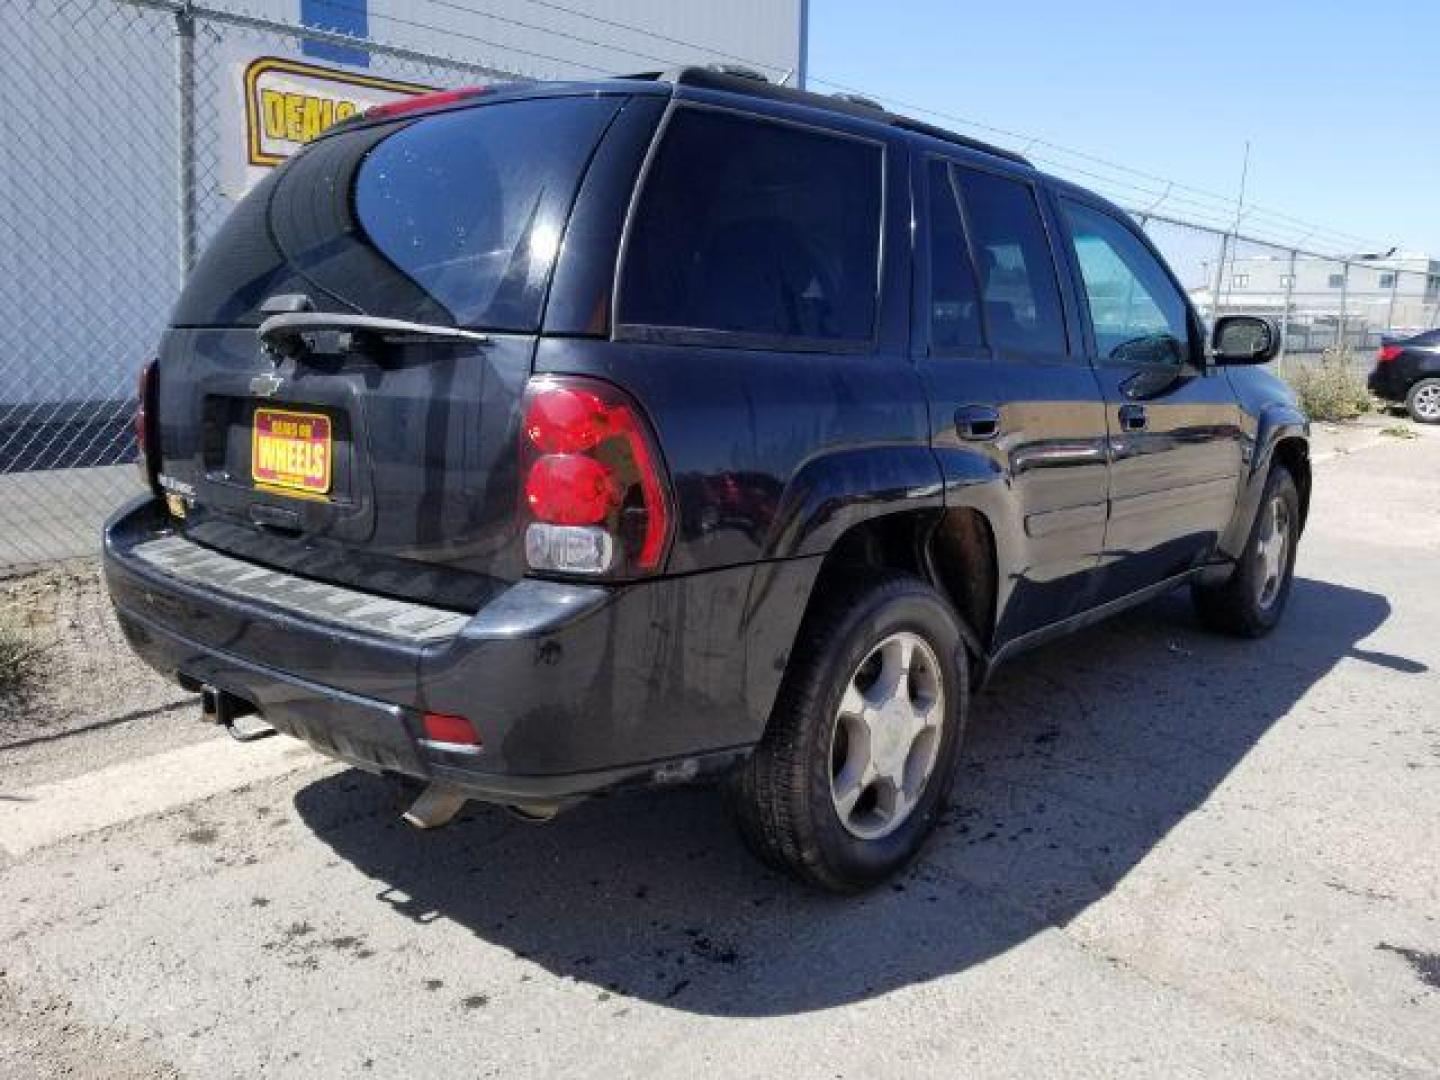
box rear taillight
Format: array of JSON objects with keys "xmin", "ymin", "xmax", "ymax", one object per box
[
  {"xmin": 519, "ymin": 376, "xmax": 672, "ymax": 577},
  {"xmin": 1377, "ymin": 344, "xmax": 1402, "ymax": 363},
  {"xmin": 135, "ymin": 359, "xmax": 160, "ymax": 494},
  {"xmin": 364, "ymin": 86, "xmax": 489, "ymax": 121}
]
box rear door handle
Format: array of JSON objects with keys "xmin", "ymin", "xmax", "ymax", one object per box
[
  {"xmin": 955, "ymin": 404, "xmax": 1001, "ymax": 441},
  {"xmin": 1118, "ymin": 403, "xmax": 1148, "ymax": 432}
]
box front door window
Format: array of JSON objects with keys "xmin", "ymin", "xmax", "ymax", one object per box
[{"xmin": 1061, "ymin": 200, "xmax": 1190, "ymax": 366}]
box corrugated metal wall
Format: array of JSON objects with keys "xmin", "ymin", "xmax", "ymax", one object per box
[{"xmin": 264, "ymin": 0, "xmax": 803, "ymax": 82}]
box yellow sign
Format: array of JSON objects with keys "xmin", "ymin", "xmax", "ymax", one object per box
[
  {"xmin": 251, "ymin": 407, "xmax": 333, "ymax": 496},
  {"xmin": 242, "ymin": 56, "xmax": 433, "ymax": 168}
]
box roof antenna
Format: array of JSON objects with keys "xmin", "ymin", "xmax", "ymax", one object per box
[{"xmin": 776, "ymin": 67, "xmax": 794, "ymax": 86}]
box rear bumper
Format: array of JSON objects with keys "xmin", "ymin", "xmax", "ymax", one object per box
[
  {"xmin": 1368, "ymin": 363, "xmax": 1406, "ymax": 401},
  {"xmin": 103, "ymin": 497, "xmax": 763, "ymax": 802}
]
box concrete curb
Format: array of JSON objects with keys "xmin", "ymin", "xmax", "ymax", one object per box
[{"xmin": 0, "ymin": 733, "xmax": 325, "ymax": 858}]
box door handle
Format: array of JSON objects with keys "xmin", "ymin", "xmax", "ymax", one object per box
[
  {"xmin": 955, "ymin": 404, "xmax": 1001, "ymax": 441},
  {"xmin": 1118, "ymin": 403, "xmax": 1148, "ymax": 432}
]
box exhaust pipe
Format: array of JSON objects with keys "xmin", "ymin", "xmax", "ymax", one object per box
[
  {"xmin": 504, "ymin": 801, "xmax": 565, "ymax": 823},
  {"xmin": 402, "ymin": 784, "xmax": 469, "ymax": 829},
  {"xmin": 400, "ymin": 786, "xmax": 570, "ymax": 829}
]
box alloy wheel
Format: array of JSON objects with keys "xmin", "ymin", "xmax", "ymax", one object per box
[
  {"xmin": 829, "ymin": 631, "xmax": 945, "ymax": 840},
  {"xmin": 1412, "ymin": 383, "xmax": 1440, "ymax": 422},
  {"xmin": 1254, "ymin": 493, "xmax": 1292, "ymax": 611}
]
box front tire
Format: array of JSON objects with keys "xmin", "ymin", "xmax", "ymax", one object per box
[
  {"xmin": 725, "ymin": 573, "xmax": 969, "ymax": 892},
  {"xmin": 1405, "ymin": 378, "xmax": 1440, "ymax": 424},
  {"xmin": 1191, "ymin": 464, "xmax": 1300, "ymax": 638}
]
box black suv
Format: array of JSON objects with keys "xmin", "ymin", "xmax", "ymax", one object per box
[
  {"xmin": 1369, "ymin": 330, "xmax": 1440, "ymax": 423},
  {"xmin": 105, "ymin": 68, "xmax": 1309, "ymax": 891}
]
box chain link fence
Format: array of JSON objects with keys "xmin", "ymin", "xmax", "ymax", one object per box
[
  {"xmin": 0, "ymin": 0, "xmax": 519, "ymax": 574},
  {"xmin": 1136, "ymin": 212, "xmax": 1440, "ymax": 380},
  {"xmin": 2, "ymin": 0, "xmax": 1436, "ymax": 575}
]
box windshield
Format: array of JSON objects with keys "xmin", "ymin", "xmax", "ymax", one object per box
[{"xmin": 173, "ymin": 95, "xmax": 623, "ymax": 330}]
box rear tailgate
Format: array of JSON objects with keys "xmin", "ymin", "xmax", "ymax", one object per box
[
  {"xmin": 154, "ymin": 93, "xmax": 631, "ymax": 608},
  {"xmin": 156, "ymin": 324, "xmax": 534, "ymax": 608}
]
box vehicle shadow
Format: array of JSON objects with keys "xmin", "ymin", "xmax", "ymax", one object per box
[{"xmin": 293, "ymin": 576, "xmax": 1418, "ymax": 1017}]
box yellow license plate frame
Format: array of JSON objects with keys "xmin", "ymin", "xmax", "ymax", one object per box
[{"xmin": 251, "ymin": 407, "xmax": 333, "ymax": 497}]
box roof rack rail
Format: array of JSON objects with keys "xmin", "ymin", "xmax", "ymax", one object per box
[
  {"xmin": 888, "ymin": 117, "xmax": 1031, "ymax": 167},
  {"xmin": 618, "ymin": 64, "xmax": 769, "ymax": 85},
  {"xmin": 710, "ymin": 63, "xmax": 770, "ymax": 83},
  {"xmin": 614, "ymin": 67, "xmax": 1032, "ymax": 168},
  {"xmin": 830, "ymin": 92, "xmax": 885, "ymax": 110}
]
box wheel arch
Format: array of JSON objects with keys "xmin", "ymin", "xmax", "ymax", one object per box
[
  {"xmin": 742, "ymin": 446, "xmax": 1010, "ymax": 734},
  {"xmin": 1270, "ymin": 434, "xmax": 1312, "ymax": 532},
  {"xmin": 1219, "ymin": 405, "xmax": 1310, "ymax": 558},
  {"xmin": 775, "ymin": 504, "xmax": 1000, "ymax": 684}
]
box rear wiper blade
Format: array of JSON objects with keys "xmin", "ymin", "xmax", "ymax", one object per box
[{"xmin": 257, "ymin": 312, "xmax": 492, "ymax": 356}]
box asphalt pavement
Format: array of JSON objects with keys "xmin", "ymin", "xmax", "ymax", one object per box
[{"xmin": 1, "ymin": 423, "xmax": 1437, "ymax": 1079}]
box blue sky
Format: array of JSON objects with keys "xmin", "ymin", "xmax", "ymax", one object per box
[{"xmin": 808, "ymin": 0, "xmax": 1440, "ymax": 256}]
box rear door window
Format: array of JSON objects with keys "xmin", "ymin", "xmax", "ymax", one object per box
[
  {"xmin": 951, "ymin": 167, "xmax": 1068, "ymax": 358},
  {"xmin": 618, "ymin": 107, "xmax": 883, "ymax": 345},
  {"xmin": 174, "ymin": 95, "xmax": 623, "ymax": 329}
]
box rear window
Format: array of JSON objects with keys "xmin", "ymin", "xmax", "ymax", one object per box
[
  {"xmin": 173, "ymin": 95, "xmax": 622, "ymax": 329},
  {"xmin": 618, "ymin": 107, "xmax": 883, "ymax": 345}
]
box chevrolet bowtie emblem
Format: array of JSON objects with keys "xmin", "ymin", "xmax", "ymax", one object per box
[{"xmin": 249, "ymin": 372, "xmax": 284, "ymax": 397}]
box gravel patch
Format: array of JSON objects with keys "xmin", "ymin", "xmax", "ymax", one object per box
[
  {"xmin": 0, "ymin": 560, "xmax": 189, "ymax": 748},
  {"xmin": 0, "ymin": 974, "xmax": 179, "ymax": 1080}
]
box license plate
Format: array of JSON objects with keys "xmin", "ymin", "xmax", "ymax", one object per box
[{"xmin": 251, "ymin": 407, "xmax": 332, "ymax": 496}]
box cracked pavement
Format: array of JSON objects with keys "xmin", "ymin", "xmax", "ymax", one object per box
[{"xmin": 1, "ymin": 425, "xmax": 1437, "ymax": 1079}]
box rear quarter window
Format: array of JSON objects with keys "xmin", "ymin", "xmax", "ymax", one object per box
[{"xmin": 618, "ymin": 107, "xmax": 884, "ymax": 346}]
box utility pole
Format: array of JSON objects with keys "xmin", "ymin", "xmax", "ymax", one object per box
[
  {"xmin": 1209, "ymin": 236, "xmax": 1228, "ymax": 322},
  {"xmin": 1213, "ymin": 142, "xmax": 1250, "ymax": 321},
  {"xmin": 1385, "ymin": 269, "xmax": 1400, "ymax": 336},
  {"xmin": 175, "ymin": 1, "xmax": 197, "ymax": 277},
  {"xmin": 1230, "ymin": 141, "xmax": 1250, "ymax": 292},
  {"xmin": 1279, "ymin": 248, "xmax": 1296, "ymax": 365},
  {"xmin": 1337, "ymin": 263, "xmax": 1349, "ymax": 351},
  {"xmin": 1234, "ymin": 141, "xmax": 1251, "ymax": 228},
  {"xmin": 796, "ymin": 0, "xmax": 809, "ymax": 89}
]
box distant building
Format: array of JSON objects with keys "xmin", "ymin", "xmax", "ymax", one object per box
[{"xmin": 1191, "ymin": 251, "xmax": 1440, "ymax": 341}]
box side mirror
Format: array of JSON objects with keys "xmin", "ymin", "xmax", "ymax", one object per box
[{"xmin": 1211, "ymin": 315, "xmax": 1281, "ymax": 365}]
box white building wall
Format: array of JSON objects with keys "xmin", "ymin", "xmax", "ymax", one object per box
[
  {"xmin": 1225, "ymin": 254, "xmax": 1440, "ymax": 303},
  {"xmin": 235, "ymin": 0, "xmax": 803, "ymax": 83},
  {"xmin": 1199, "ymin": 252, "xmax": 1440, "ymax": 337},
  {"xmin": 1, "ymin": 0, "xmax": 803, "ymax": 418}
]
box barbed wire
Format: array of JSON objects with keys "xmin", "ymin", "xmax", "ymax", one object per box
[
  {"xmin": 221, "ymin": 0, "xmax": 1401, "ymax": 254},
  {"xmin": 493, "ymin": 0, "xmax": 1394, "ymax": 254}
]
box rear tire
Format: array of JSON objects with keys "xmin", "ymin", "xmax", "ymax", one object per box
[
  {"xmin": 725, "ymin": 572, "xmax": 969, "ymax": 892},
  {"xmin": 1191, "ymin": 464, "xmax": 1300, "ymax": 638},
  {"xmin": 1405, "ymin": 378, "xmax": 1440, "ymax": 424}
]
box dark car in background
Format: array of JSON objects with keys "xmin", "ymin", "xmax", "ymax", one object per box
[
  {"xmin": 103, "ymin": 67, "xmax": 1309, "ymax": 891},
  {"xmin": 1370, "ymin": 329, "xmax": 1440, "ymax": 422}
]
